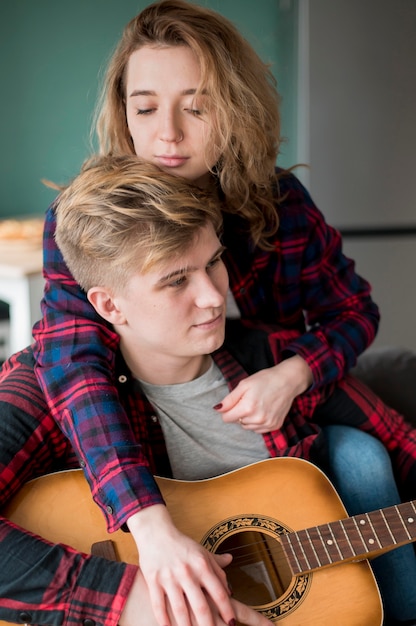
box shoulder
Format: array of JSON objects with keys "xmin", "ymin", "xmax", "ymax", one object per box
[
  {"xmin": 0, "ymin": 346, "xmax": 36, "ymax": 376},
  {"xmin": 0, "ymin": 347, "xmax": 42, "ymax": 410},
  {"xmin": 271, "ymin": 167, "xmax": 337, "ymax": 243},
  {"xmin": 45, "ymin": 198, "xmax": 59, "ymax": 225},
  {"xmin": 274, "ymin": 167, "xmax": 323, "ymax": 221}
]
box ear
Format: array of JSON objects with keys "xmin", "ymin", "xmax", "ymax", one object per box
[{"xmin": 87, "ymin": 286, "xmax": 126, "ymax": 325}]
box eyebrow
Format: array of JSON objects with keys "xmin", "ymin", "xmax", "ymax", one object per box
[
  {"xmin": 129, "ymin": 88, "xmax": 198, "ymax": 98},
  {"xmin": 156, "ymin": 245, "xmax": 226, "ymax": 285}
]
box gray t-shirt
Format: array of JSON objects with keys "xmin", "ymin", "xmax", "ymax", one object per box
[{"xmin": 138, "ymin": 359, "xmax": 269, "ymax": 480}]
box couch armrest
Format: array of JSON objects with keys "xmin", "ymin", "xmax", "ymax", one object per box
[{"xmin": 353, "ymin": 347, "xmax": 416, "ymax": 425}]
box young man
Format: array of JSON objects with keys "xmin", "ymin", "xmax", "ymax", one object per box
[
  {"xmin": 0, "ymin": 156, "xmax": 273, "ymax": 626},
  {"xmin": 1, "ymin": 155, "xmax": 415, "ymax": 626}
]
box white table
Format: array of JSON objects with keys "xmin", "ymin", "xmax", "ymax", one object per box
[{"xmin": 0, "ymin": 243, "xmax": 44, "ymax": 357}]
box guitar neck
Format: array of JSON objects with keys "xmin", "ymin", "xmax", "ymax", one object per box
[{"xmin": 281, "ymin": 500, "xmax": 416, "ymax": 575}]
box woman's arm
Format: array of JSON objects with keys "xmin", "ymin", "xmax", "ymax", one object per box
[
  {"xmin": 220, "ymin": 171, "xmax": 380, "ymax": 430},
  {"xmin": 224, "ymin": 171, "xmax": 380, "ymax": 389},
  {"xmin": 32, "ymin": 205, "xmax": 151, "ymax": 531},
  {"xmin": 277, "ymin": 172, "xmax": 380, "ymax": 386}
]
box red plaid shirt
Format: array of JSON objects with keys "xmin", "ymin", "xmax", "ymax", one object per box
[
  {"xmin": 2, "ymin": 339, "xmax": 416, "ymax": 625},
  {"xmin": 0, "ymin": 349, "xmax": 137, "ymax": 626},
  {"xmin": 32, "ymin": 170, "xmax": 381, "ymax": 531}
]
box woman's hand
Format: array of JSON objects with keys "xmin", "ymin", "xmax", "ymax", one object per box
[
  {"xmin": 120, "ymin": 566, "xmax": 274, "ymax": 626},
  {"xmin": 127, "ymin": 504, "xmax": 236, "ymax": 626},
  {"xmin": 216, "ymin": 355, "xmax": 313, "ymax": 433}
]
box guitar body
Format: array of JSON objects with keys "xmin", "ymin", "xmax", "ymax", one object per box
[{"xmin": 1, "ymin": 458, "xmax": 383, "ymax": 625}]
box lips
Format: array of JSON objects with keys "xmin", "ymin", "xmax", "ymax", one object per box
[
  {"xmin": 194, "ymin": 313, "xmax": 224, "ymax": 329},
  {"xmin": 155, "ymin": 155, "xmax": 189, "ymax": 168}
]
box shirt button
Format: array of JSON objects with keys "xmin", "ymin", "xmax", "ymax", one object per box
[
  {"xmin": 118, "ymin": 374, "xmax": 128, "ymax": 383},
  {"xmin": 106, "ymin": 505, "xmax": 113, "ymax": 514},
  {"xmin": 239, "ymin": 287, "xmax": 246, "ymax": 294},
  {"xmin": 83, "ymin": 620, "xmax": 96, "ymax": 626},
  {"xmin": 19, "ymin": 613, "xmax": 32, "ymax": 623},
  {"xmin": 151, "ymin": 415, "xmax": 158, "ymax": 423}
]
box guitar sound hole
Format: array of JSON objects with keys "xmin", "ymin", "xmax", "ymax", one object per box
[{"xmin": 218, "ymin": 530, "xmax": 292, "ymax": 607}]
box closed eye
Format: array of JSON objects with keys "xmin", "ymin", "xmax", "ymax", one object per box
[
  {"xmin": 185, "ymin": 108, "xmax": 203, "ymax": 116},
  {"xmin": 136, "ymin": 108, "xmax": 155, "ymax": 115}
]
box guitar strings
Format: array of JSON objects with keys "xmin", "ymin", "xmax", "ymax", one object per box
[
  {"xmin": 212, "ymin": 530, "xmax": 355, "ymax": 572},
  {"xmin": 213, "ymin": 536, "xmax": 291, "ymax": 572}
]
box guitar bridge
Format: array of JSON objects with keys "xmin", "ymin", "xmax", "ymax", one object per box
[{"xmin": 91, "ymin": 540, "xmax": 118, "ymax": 561}]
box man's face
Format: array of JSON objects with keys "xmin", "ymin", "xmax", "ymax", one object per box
[{"xmin": 110, "ymin": 223, "xmax": 228, "ymax": 383}]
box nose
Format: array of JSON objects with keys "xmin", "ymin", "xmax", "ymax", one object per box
[
  {"xmin": 159, "ymin": 110, "xmax": 183, "ymax": 143},
  {"xmin": 194, "ymin": 273, "xmax": 227, "ymax": 309}
]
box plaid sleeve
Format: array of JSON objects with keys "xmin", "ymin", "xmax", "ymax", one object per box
[
  {"xmin": 0, "ymin": 518, "xmax": 137, "ymax": 626},
  {"xmin": 279, "ymin": 176, "xmax": 380, "ymax": 387},
  {"xmin": 223, "ymin": 172, "xmax": 380, "ymax": 389},
  {"xmin": 32, "ymin": 205, "xmax": 162, "ymax": 531}
]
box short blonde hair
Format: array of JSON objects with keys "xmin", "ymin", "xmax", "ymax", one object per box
[
  {"xmin": 55, "ymin": 155, "xmax": 223, "ymax": 293},
  {"xmin": 94, "ymin": 0, "xmax": 281, "ymax": 248}
]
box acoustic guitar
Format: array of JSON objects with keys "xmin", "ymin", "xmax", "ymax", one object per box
[{"xmin": 2, "ymin": 457, "xmax": 416, "ymax": 625}]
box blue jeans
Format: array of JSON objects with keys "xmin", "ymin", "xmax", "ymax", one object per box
[{"xmin": 324, "ymin": 425, "xmax": 416, "ymax": 622}]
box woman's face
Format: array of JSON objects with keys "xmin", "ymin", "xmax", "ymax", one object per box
[{"xmin": 125, "ymin": 45, "xmax": 218, "ymax": 188}]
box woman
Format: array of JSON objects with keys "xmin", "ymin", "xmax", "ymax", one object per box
[{"xmin": 32, "ymin": 1, "xmax": 416, "ymax": 623}]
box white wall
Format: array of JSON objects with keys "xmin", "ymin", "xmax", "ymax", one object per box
[{"xmin": 303, "ymin": 0, "xmax": 416, "ymax": 349}]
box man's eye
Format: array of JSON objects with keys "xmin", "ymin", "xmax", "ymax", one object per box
[
  {"xmin": 207, "ymin": 256, "xmax": 222, "ymax": 270},
  {"xmin": 168, "ymin": 276, "xmax": 187, "ymax": 288}
]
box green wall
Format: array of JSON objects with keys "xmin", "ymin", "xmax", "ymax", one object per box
[{"xmin": 0, "ymin": 0, "xmax": 298, "ymax": 219}]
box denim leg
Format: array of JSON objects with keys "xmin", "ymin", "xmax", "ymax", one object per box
[{"xmin": 323, "ymin": 425, "xmax": 416, "ymax": 622}]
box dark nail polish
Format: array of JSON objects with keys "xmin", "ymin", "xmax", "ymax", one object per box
[{"xmin": 213, "ymin": 403, "xmax": 223, "ymax": 410}]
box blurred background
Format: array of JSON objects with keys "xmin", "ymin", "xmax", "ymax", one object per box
[{"xmin": 0, "ymin": 0, "xmax": 415, "ymax": 358}]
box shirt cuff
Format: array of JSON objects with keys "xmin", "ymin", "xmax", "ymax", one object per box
[
  {"xmin": 92, "ymin": 464, "xmax": 165, "ymax": 533},
  {"xmin": 66, "ymin": 559, "xmax": 138, "ymax": 626}
]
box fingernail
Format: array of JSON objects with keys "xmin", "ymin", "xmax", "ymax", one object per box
[
  {"xmin": 228, "ymin": 620, "xmax": 236, "ymax": 626},
  {"xmin": 213, "ymin": 403, "xmax": 223, "ymax": 410}
]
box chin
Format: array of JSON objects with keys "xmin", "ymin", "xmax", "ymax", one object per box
[
  {"xmin": 209, "ymin": 331, "xmax": 225, "ymax": 353},
  {"xmin": 192, "ymin": 328, "xmax": 225, "ymax": 356}
]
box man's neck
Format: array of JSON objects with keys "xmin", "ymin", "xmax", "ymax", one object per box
[{"xmin": 120, "ymin": 343, "xmax": 212, "ymax": 385}]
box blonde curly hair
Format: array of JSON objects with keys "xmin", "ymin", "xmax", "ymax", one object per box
[{"xmin": 94, "ymin": 0, "xmax": 282, "ymax": 248}]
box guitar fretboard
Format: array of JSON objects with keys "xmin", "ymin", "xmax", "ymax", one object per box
[{"xmin": 280, "ymin": 500, "xmax": 416, "ymax": 575}]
